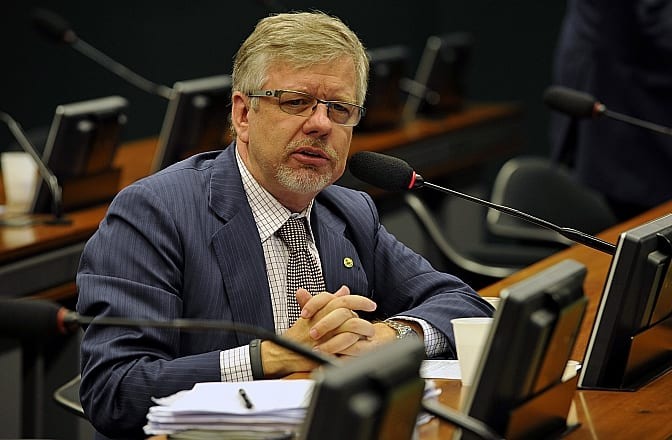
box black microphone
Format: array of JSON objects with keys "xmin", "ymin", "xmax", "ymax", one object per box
[
  {"xmin": 32, "ymin": 8, "xmax": 173, "ymax": 100},
  {"xmin": 0, "ymin": 111, "xmax": 70, "ymax": 225},
  {"xmin": 348, "ymin": 151, "xmax": 617, "ymax": 255},
  {"xmin": 543, "ymin": 85, "xmax": 672, "ymax": 137},
  {"xmin": 0, "ymin": 298, "xmax": 333, "ymax": 366}
]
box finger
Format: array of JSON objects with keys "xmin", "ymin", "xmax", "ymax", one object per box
[
  {"xmin": 300, "ymin": 291, "xmax": 340, "ymax": 319},
  {"xmin": 310, "ymin": 314, "xmax": 375, "ymax": 341},
  {"xmin": 300, "ymin": 286, "xmax": 354, "ymax": 319},
  {"xmin": 337, "ymin": 338, "xmax": 380, "ymax": 357},
  {"xmin": 322, "ymin": 294, "xmax": 377, "ymax": 316},
  {"xmin": 338, "ymin": 294, "xmax": 376, "ymax": 311},
  {"xmin": 295, "ymin": 288, "xmax": 312, "ymax": 309},
  {"xmin": 314, "ymin": 331, "xmax": 362, "ymax": 355}
]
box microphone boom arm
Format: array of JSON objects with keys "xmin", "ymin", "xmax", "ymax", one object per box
[
  {"xmin": 72, "ymin": 314, "xmax": 336, "ymax": 367},
  {"xmin": 419, "ymin": 180, "xmax": 616, "ymax": 255},
  {"xmin": 0, "ymin": 112, "xmax": 68, "ymax": 224},
  {"xmin": 71, "ymin": 39, "xmax": 173, "ymax": 100},
  {"xmin": 602, "ymin": 109, "xmax": 672, "ymax": 137}
]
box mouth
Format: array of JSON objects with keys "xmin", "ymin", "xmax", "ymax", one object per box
[
  {"xmin": 294, "ymin": 146, "xmax": 330, "ymax": 159},
  {"xmin": 290, "ymin": 145, "xmax": 332, "ymax": 166}
]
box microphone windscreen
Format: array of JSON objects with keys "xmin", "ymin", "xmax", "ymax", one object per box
[
  {"xmin": 32, "ymin": 8, "xmax": 75, "ymax": 44},
  {"xmin": 349, "ymin": 152, "xmax": 415, "ymax": 191},
  {"xmin": 0, "ymin": 299, "xmax": 62, "ymax": 339},
  {"xmin": 543, "ymin": 86, "xmax": 597, "ymax": 118}
]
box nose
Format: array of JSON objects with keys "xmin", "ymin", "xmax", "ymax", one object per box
[{"xmin": 303, "ymin": 102, "xmax": 333, "ymax": 136}]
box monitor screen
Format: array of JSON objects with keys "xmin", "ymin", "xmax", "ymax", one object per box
[
  {"xmin": 357, "ymin": 45, "xmax": 410, "ymax": 132},
  {"xmin": 301, "ymin": 337, "xmax": 425, "ymax": 440},
  {"xmin": 580, "ymin": 213, "xmax": 672, "ymax": 390},
  {"xmin": 30, "ymin": 95, "xmax": 128, "ymax": 214},
  {"xmin": 402, "ymin": 32, "xmax": 472, "ymax": 121},
  {"xmin": 151, "ymin": 75, "xmax": 232, "ymax": 173},
  {"xmin": 462, "ymin": 259, "xmax": 587, "ymax": 439}
]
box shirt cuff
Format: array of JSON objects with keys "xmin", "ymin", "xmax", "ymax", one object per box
[{"xmin": 220, "ymin": 345, "xmax": 255, "ymax": 382}]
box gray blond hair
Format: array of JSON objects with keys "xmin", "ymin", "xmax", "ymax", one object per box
[{"xmin": 232, "ymin": 11, "xmax": 369, "ymax": 105}]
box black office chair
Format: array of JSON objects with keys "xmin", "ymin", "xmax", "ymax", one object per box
[
  {"xmin": 403, "ymin": 192, "xmax": 561, "ymax": 288},
  {"xmin": 402, "ymin": 156, "xmax": 618, "ymax": 288},
  {"xmin": 53, "ymin": 374, "xmax": 85, "ymax": 418},
  {"xmin": 486, "ymin": 156, "xmax": 618, "ymax": 246}
]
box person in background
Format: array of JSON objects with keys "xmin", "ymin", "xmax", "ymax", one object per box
[
  {"xmin": 77, "ymin": 10, "xmax": 492, "ymax": 439},
  {"xmin": 549, "ymin": 0, "xmax": 672, "ymax": 221}
]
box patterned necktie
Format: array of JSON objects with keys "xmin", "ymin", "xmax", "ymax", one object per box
[{"xmin": 276, "ymin": 217, "xmax": 326, "ymax": 324}]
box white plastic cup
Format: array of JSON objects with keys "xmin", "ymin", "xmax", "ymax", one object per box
[
  {"xmin": 451, "ymin": 317, "xmax": 494, "ymax": 386},
  {"xmin": 563, "ymin": 359, "xmax": 581, "ymax": 382},
  {"xmin": 1, "ymin": 152, "xmax": 37, "ymax": 214},
  {"xmin": 482, "ymin": 296, "xmax": 501, "ymax": 310},
  {"xmin": 563, "ymin": 360, "xmax": 581, "ymax": 427}
]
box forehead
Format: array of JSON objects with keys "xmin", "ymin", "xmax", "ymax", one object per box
[{"xmin": 264, "ymin": 57, "xmax": 357, "ymax": 99}]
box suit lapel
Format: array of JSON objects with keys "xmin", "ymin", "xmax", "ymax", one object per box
[
  {"xmin": 209, "ymin": 146, "xmax": 275, "ymax": 344},
  {"xmin": 312, "ymin": 203, "xmax": 369, "ymax": 297}
]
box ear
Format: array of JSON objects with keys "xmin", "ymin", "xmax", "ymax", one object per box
[{"xmin": 231, "ymin": 92, "xmax": 250, "ymax": 144}]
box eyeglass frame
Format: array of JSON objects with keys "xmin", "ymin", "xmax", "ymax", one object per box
[{"xmin": 246, "ymin": 89, "xmax": 366, "ymax": 127}]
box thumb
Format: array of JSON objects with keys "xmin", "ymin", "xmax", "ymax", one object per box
[{"xmin": 296, "ymin": 288, "xmax": 313, "ymax": 309}]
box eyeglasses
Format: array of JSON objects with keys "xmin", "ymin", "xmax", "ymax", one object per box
[{"xmin": 246, "ymin": 89, "xmax": 366, "ymax": 127}]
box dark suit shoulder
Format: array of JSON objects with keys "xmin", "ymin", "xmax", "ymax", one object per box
[{"xmin": 317, "ymin": 184, "xmax": 373, "ymax": 209}]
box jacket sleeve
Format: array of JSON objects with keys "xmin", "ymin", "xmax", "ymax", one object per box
[
  {"xmin": 320, "ymin": 187, "xmax": 493, "ymax": 358},
  {"xmin": 77, "ymin": 182, "xmax": 223, "ymax": 439}
]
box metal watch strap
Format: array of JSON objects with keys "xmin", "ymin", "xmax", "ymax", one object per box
[{"xmin": 383, "ymin": 319, "xmax": 418, "ymax": 339}]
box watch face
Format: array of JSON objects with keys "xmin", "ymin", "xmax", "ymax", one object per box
[{"xmin": 398, "ymin": 325, "xmax": 414, "ymax": 339}]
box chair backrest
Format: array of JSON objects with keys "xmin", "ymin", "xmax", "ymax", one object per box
[
  {"xmin": 53, "ymin": 374, "xmax": 85, "ymax": 418},
  {"xmin": 487, "ymin": 156, "xmax": 618, "ymax": 245}
]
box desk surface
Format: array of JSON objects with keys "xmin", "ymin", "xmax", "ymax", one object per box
[{"xmin": 474, "ymin": 199, "xmax": 672, "ymax": 439}]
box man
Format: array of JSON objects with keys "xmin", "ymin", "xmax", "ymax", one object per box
[{"xmin": 77, "ymin": 11, "xmax": 492, "ymax": 439}]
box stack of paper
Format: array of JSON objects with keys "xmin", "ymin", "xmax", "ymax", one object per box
[
  {"xmin": 420, "ymin": 359, "xmax": 462, "ymax": 379},
  {"xmin": 144, "ymin": 379, "xmax": 312, "ymax": 437},
  {"xmin": 144, "ymin": 378, "xmax": 441, "ymax": 438}
]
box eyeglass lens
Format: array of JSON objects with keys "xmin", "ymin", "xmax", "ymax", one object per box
[{"xmin": 277, "ymin": 91, "xmax": 361, "ymax": 125}]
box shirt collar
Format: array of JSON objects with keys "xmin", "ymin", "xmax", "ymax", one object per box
[{"xmin": 235, "ymin": 146, "xmax": 316, "ymax": 243}]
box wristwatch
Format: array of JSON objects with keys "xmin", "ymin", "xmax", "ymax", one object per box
[{"xmin": 383, "ymin": 319, "xmax": 418, "ymax": 340}]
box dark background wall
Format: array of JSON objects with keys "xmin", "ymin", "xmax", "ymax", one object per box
[{"xmin": 1, "ymin": 0, "xmax": 566, "ymax": 156}]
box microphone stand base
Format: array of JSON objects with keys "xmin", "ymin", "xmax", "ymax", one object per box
[{"xmin": 43, "ymin": 216, "xmax": 73, "ymax": 226}]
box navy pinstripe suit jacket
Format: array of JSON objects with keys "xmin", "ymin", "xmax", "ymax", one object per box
[{"xmin": 76, "ymin": 143, "xmax": 491, "ymax": 438}]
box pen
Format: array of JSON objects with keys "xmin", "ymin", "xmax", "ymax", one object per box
[{"xmin": 238, "ymin": 387, "xmax": 254, "ymax": 409}]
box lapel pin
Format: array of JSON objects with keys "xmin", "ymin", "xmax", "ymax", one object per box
[{"xmin": 343, "ymin": 257, "xmax": 354, "ymax": 268}]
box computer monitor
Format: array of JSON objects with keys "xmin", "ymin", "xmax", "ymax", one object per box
[
  {"xmin": 402, "ymin": 32, "xmax": 472, "ymax": 122},
  {"xmin": 462, "ymin": 259, "xmax": 588, "ymax": 439},
  {"xmin": 580, "ymin": 213, "xmax": 672, "ymax": 391},
  {"xmin": 30, "ymin": 95, "xmax": 128, "ymax": 214},
  {"xmin": 357, "ymin": 45, "xmax": 411, "ymax": 132},
  {"xmin": 301, "ymin": 337, "xmax": 426, "ymax": 440},
  {"xmin": 151, "ymin": 75, "xmax": 232, "ymax": 173}
]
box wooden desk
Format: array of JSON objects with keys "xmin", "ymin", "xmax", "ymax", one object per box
[
  {"xmin": 292, "ymin": 200, "xmax": 672, "ymax": 440},
  {"xmin": 474, "ymin": 199, "xmax": 672, "ymax": 439},
  {"xmin": 0, "ymin": 103, "xmax": 521, "ymax": 300}
]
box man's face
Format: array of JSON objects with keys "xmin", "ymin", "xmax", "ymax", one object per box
[{"xmin": 232, "ymin": 57, "xmax": 357, "ymax": 211}]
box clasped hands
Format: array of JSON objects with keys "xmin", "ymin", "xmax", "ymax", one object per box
[{"xmin": 261, "ymin": 285, "xmax": 401, "ymax": 377}]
